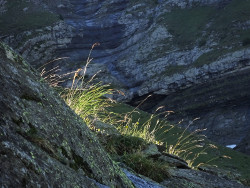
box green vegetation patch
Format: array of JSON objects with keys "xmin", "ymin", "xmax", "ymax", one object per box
[
  {"xmin": 104, "ymin": 134, "xmax": 147, "ymax": 155},
  {"xmin": 161, "ymin": 6, "xmax": 214, "ymax": 47},
  {"xmin": 192, "ymin": 48, "xmax": 231, "ymax": 67},
  {"xmin": 213, "ymin": 0, "xmax": 250, "ymax": 32},
  {"xmin": 97, "ymin": 133, "xmax": 170, "ymax": 182},
  {"xmin": 122, "ymin": 152, "xmax": 170, "ymax": 182},
  {"xmin": 160, "ymin": 0, "xmax": 250, "ymax": 48},
  {"xmin": 107, "ymin": 103, "xmax": 250, "ymax": 185},
  {"xmin": 0, "ymin": 0, "xmax": 59, "ymax": 34}
]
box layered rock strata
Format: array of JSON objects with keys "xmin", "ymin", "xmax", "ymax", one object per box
[{"xmin": 1, "ymin": 0, "xmax": 250, "ymax": 154}]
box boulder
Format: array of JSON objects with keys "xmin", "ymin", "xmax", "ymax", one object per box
[{"xmin": 158, "ymin": 154, "xmax": 190, "ymax": 169}]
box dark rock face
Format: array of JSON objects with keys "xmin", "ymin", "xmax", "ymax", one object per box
[
  {"xmin": 1, "ymin": 0, "xmax": 250, "ymax": 155},
  {"xmin": 62, "ymin": 0, "xmax": 128, "ymax": 60},
  {"xmin": 235, "ymin": 132, "xmax": 250, "ymax": 155},
  {"xmin": 1, "ymin": 21, "xmax": 74, "ymax": 68},
  {"xmin": 0, "ymin": 42, "xmax": 249, "ymax": 188},
  {"xmin": 98, "ymin": 134, "xmax": 249, "ymax": 188},
  {"xmin": 0, "ymin": 43, "xmax": 133, "ymax": 187},
  {"xmin": 132, "ymin": 67, "xmax": 250, "ymax": 149}
]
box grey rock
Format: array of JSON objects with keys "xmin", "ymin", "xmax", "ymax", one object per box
[
  {"xmin": 162, "ymin": 168, "xmax": 248, "ymax": 188},
  {"xmin": 159, "ymin": 154, "xmax": 190, "ymax": 169},
  {"xmin": 0, "ymin": 42, "xmax": 133, "ymax": 187},
  {"xmin": 91, "ymin": 120, "xmax": 120, "ymax": 135},
  {"xmin": 235, "ymin": 131, "xmax": 250, "ymax": 155},
  {"xmin": 198, "ymin": 166, "xmax": 242, "ymax": 180},
  {"xmin": 2, "ymin": 21, "xmax": 74, "ymax": 68},
  {"xmin": 123, "ymin": 169, "xmax": 166, "ymax": 188},
  {"xmin": 2, "ymin": 0, "xmax": 250, "ymax": 155},
  {"xmin": 143, "ymin": 144, "xmax": 161, "ymax": 157}
]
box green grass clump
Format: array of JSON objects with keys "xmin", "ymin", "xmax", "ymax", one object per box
[
  {"xmin": 164, "ymin": 120, "xmax": 220, "ymax": 168},
  {"xmin": 103, "ymin": 134, "xmax": 147, "ymax": 155},
  {"xmin": 98, "ymin": 133, "xmax": 171, "ymax": 182},
  {"xmin": 110, "ymin": 101, "xmax": 172, "ymax": 145},
  {"xmin": 63, "ymin": 43, "xmax": 116, "ymax": 126},
  {"xmin": 108, "ymin": 103, "xmax": 250, "ymax": 180},
  {"xmin": 62, "ymin": 82, "xmax": 113, "ymax": 125},
  {"xmin": 41, "ymin": 42, "xmax": 250, "ymax": 185},
  {"xmin": 122, "ymin": 152, "xmax": 170, "ymax": 182},
  {"xmin": 109, "ymin": 103, "xmax": 215, "ymax": 169},
  {"xmin": 40, "ymin": 43, "xmax": 114, "ymax": 127}
]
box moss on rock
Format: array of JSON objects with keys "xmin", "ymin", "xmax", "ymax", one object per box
[{"xmin": 0, "ymin": 42, "xmax": 134, "ymax": 187}]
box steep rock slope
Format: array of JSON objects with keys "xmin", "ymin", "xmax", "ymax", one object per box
[
  {"xmin": 58, "ymin": 0, "xmax": 250, "ymax": 153},
  {"xmin": 0, "ymin": 43, "xmax": 133, "ymax": 187},
  {"xmin": 1, "ymin": 41, "xmax": 248, "ymax": 188},
  {"xmin": 1, "ymin": 0, "xmax": 250, "ymax": 153}
]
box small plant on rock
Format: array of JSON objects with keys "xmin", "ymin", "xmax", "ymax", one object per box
[
  {"xmin": 165, "ymin": 119, "xmax": 220, "ymax": 168},
  {"xmin": 40, "ymin": 43, "xmax": 114, "ymax": 126},
  {"xmin": 117, "ymin": 102, "xmax": 173, "ymax": 145},
  {"xmin": 122, "ymin": 152, "xmax": 170, "ymax": 182}
]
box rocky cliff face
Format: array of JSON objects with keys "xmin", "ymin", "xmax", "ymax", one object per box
[
  {"xmin": 1, "ymin": 0, "xmax": 250, "ymax": 153},
  {"xmin": 1, "ymin": 42, "xmax": 250, "ymax": 187},
  {"xmin": 0, "ymin": 42, "xmax": 134, "ymax": 187},
  {"xmin": 131, "ymin": 67, "xmax": 250, "ymax": 146},
  {"xmin": 2, "ymin": 21, "xmax": 73, "ymax": 67}
]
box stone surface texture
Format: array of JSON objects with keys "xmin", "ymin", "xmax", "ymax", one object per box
[
  {"xmin": 1, "ymin": 0, "xmax": 250, "ymax": 154},
  {"xmin": 0, "ymin": 42, "xmax": 133, "ymax": 187}
]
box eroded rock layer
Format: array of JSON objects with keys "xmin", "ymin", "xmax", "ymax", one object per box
[{"xmin": 1, "ymin": 0, "xmax": 250, "ymax": 154}]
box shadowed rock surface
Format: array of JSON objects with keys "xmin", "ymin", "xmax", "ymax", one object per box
[
  {"xmin": 162, "ymin": 168, "xmax": 248, "ymax": 188},
  {"xmin": 0, "ymin": 42, "xmax": 133, "ymax": 187},
  {"xmin": 235, "ymin": 131, "xmax": 250, "ymax": 155},
  {"xmin": 98, "ymin": 133, "xmax": 250, "ymax": 188},
  {"xmin": 1, "ymin": 0, "xmax": 250, "ymax": 154},
  {"xmin": 130, "ymin": 66, "xmax": 250, "ymax": 147},
  {"xmin": 0, "ymin": 42, "xmax": 249, "ymax": 187}
]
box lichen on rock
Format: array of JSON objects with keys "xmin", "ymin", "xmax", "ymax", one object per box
[{"xmin": 0, "ymin": 42, "xmax": 133, "ymax": 187}]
